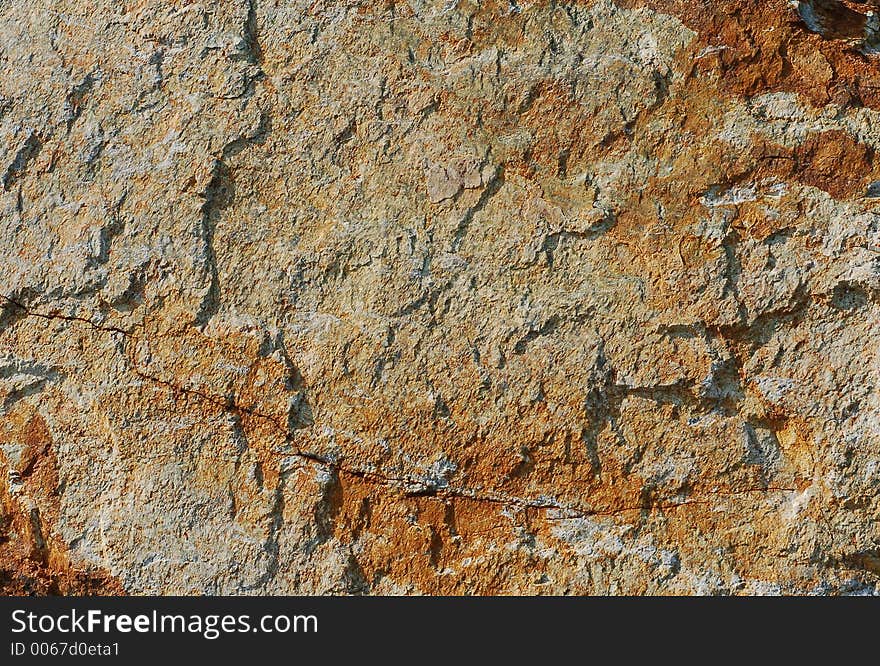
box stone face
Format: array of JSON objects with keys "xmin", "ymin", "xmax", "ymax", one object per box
[{"xmin": 0, "ymin": 0, "xmax": 879, "ymax": 595}]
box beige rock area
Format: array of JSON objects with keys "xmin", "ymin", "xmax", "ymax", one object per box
[{"xmin": 1, "ymin": 0, "xmax": 879, "ymax": 594}]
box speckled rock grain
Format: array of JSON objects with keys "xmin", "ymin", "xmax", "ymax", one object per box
[{"xmin": 1, "ymin": 0, "xmax": 879, "ymax": 595}]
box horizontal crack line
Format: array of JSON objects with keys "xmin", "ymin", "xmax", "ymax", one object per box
[
  {"xmin": 1, "ymin": 293, "xmax": 139, "ymax": 338},
  {"xmin": 1, "ymin": 293, "xmax": 800, "ymax": 525}
]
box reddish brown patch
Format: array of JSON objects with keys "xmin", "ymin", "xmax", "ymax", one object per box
[
  {"xmin": 0, "ymin": 405, "xmax": 124, "ymax": 596},
  {"xmin": 739, "ymin": 130, "xmax": 877, "ymax": 199},
  {"xmin": 793, "ymin": 129, "xmax": 874, "ymax": 198},
  {"xmin": 618, "ymin": 0, "xmax": 880, "ymax": 109}
]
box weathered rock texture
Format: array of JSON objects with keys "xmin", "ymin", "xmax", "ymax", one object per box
[{"xmin": 1, "ymin": 0, "xmax": 879, "ymax": 595}]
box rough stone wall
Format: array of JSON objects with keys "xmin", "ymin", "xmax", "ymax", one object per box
[{"xmin": 1, "ymin": 0, "xmax": 878, "ymax": 595}]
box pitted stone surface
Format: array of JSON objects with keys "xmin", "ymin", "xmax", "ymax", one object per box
[{"xmin": 0, "ymin": 0, "xmax": 878, "ymax": 594}]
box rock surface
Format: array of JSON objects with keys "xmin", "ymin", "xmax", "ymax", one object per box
[{"xmin": 1, "ymin": 0, "xmax": 879, "ymax": 595}]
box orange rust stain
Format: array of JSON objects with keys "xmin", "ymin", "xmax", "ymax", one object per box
[
  {"xmin": 617, "ymin": 0, "xmax": 880, "ymax": 108},
  {"xmin": 0, "ymin": 405, "xmax": 124, "ymax": 595},
  {"xmin": 792, "ymin": 130, "xmax": 875, "ymax": 198}
]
